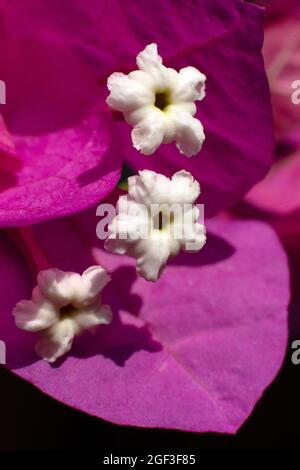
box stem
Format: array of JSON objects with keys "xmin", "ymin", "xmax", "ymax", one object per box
[{"xmin": 7, "ymin": 226, "xmax": 53, "ymax": 275}]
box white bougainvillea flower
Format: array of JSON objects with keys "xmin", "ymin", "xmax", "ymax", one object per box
[
  {"xmin": 105, "ymin": 170, "xmax": 206, "ymax": 281},
  {"xmin": 106, "ymin": 43, "xmax": 206, "ymax": 157},
  {"xmin": 13, "ymin": 266, "xmax": 112, "ymax": 363}
]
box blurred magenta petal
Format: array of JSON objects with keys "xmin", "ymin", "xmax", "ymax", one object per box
[
  {"xmin": 246, "ymin": 150, "xmax": 300, "ymax": 215},
  {"xmin": 0, "ymin": 36, "xmax": 121, "ymax": 226},
  {"xmin": 253, "ymin": 0, "xmax": 297, "ymax": 18},
  {"xmin": 0, "ymin": 115, "xmax": 15, "ymax": 156},
  {"xmin": 244, "ymin": 1, "xmax": 300, "ymax": 216},
  {"xmin": 262, "ymin": 1, "xmax": 300, "ymax": 141},
  {"xmin": 268, "ymin": 214, "xmax": 300, "ymax": 338},
  {"xmin": 0, "ymin": 115, "xmax": 22, "ymax": 191},
  {"xmin": 1, "ymin": 215, "xmax": 289, "ymax": 433},
  {"xmin": 271, "ymin": 210, "xmax": 300, "ymax": 256}
]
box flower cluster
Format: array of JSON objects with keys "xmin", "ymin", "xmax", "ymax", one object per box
[
  {"xmin": 12, "ymin": 44, "xmax": 207, "ymax": 362},
  {"xmin": 0, "ymin": 0, "xmax": 289, "ymax": 435}
]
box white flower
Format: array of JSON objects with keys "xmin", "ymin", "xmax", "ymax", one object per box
[
  {"xmin": 105, "ymin": 170, "xmax": 206, "ymax": 282},
  {"xmin": 106, "ymin": 43, "xmax": 206, "ymax": 157},
  {"xmin": 13, "ymin": 266, "xmax": 112, "ymax": 363}
]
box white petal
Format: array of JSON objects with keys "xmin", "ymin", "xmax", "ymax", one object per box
[
  {"xmin": 35, "ymin": 318, "xmax": 76, "ymax": 363},
  {"xmin": 79, "ymin": 266, "xmax": 111, "ymax": 307},
  {"xmin": 128, "ymin": 170, "xmax": 171, "ymax": 205},
  {"xmin": 128, "ymin": 70, "xmax": 155, "ymax": 89},
  {"xmin": 170, "ymin": 107, "xmax": 205, "ymax": 157},
  {"xmin": 105, "ymin": 198, "xmax": 150, "ymax": 254},
  {"xmin": 136, "ymin": 239, "xmax": 174, "ymax": 282},
  {"xmin": 170, "ymin": 170, "xmax": 200, "ymax": 204},
  {"xmin": 136, "ymin": 43, "xmax": 162, "ymax": 72},
  {"xmin": 108, "ymin": 199, "xmax": 149, "ymax": 239},
  {"xmin": 132, "ymin": 108, "xmax": 166, "ymax": 155},
  {"xmin": 37, "ymin": 267, "xmax": 111, "ymax": 309},
  {"xmin": 74, "ymin": 303, "xmax": 113, "ymax": 332},
  {"xmin": 37, "ymin": 269, "xmax": 82, "ymax": 306},
  {"xmin": 13, "ymin": 287, "xmax": 58, "ymax": 332},
  {"xmin": 172, "ymin": 204, "xmax": 206, "ymax": 251},
  {"xmin": 173, "ymin": 66, "xmax": 206, "ymax": 102},
  {"xmin": 124, "ymin": 105, "xmax": 150, "ymax": 126},
  {"xmin": 174, "ymin": 102, "xmax": 196, "ymax": 116},
  {"xmin": 136, "ymin": 44, "xmax": 168, "ymax": 89},
  {"xmin": 106, "ymin": 72, "xmax": 153, "ymax": 111},
  {"xmin": 181, "ymin": 221, "xmax": 206, "ymax": 252}
]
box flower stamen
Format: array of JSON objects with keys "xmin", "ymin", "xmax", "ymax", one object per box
[
  {"xmin": 59, "ymin": 303, "xmax": 77, "ymax": 319},
  {"xmin": 154, "ymin": 90, "xmax": 170, "ymax": 111},
  {"xmin": 152, "ymin": 210, "xmax": 174, "ymax": 231}
]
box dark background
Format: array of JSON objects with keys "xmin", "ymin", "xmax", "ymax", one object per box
[{"xmin": 0, "ymin": 349, "xmax": 299, "ymax": 451}]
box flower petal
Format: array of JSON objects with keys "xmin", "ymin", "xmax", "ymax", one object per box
[
  {"xmin": 136, "ymin": 239, "xmax": 174, "ymax": 282},
  {"xmin": 246, "ymin": 150, "xmax": 300, "ymax": 215},
  {"xmin": 37, "ymin": 269, "xmax": 82, "ymax": 307},
  {"xmin": 13, "ymin": 287, "xmax": 58, "ymax": 332},
  {"xmin": 168, "ymin": 107, "xmax": 205, "ymax": 157},
  {"xmin": 136, "ymin": 43, "xmax": 166, "ymax": 87},
  {"xmin": 37, "ymin": 266, "xmax": 111, "ymax": 308},
  {"xmin": 173, "ymin": 66, "xmax": 206, "ymax": 102},
  {"xmin": 0, "ymin": 36, "xmax": 121, "ymax": 227},
  {"xmin": 81, "ymin": 266, "xmax": 112, "ymax": 304},
  {"xmin": 179, "ymin": 207, "xmax": 206, "ymax": 252},
  {"xmin": 262, "ymin": 1, "xmax": 300, "ymax": 142},
  {"xmin": 1, "ymin": 214, "xmax": 289, "ymax": 434},
  {"xmin": 74, "ymin": 303, "xmax": 113, "ymax": 331},
  {"xmin": 35, "ymin": 319, "xmax": 76, "ymax": 363},
  {"xmin": 0, "ymin": 115, "xmax": 15, "ymax": 157},
  {"xmin": 107, "ymin": 72, "xmax": 153, "ymax": 112},
  {"xmin": 131, "ymin": 108, "xmax": 166, "ymax": 155},
  {"xmin": 106, "ymin": 197, "xmax": 149, "ymax": 242},
  {"xmin": 170, "ymin": 170, "xmax": 200, "ymax": 204},
  {"xmin": 128, "ymin": 170, "xmax": 170, "ymax": 205},
  {"xmin": 128, "ymin": 169, "xmax": 200, "ymax": 207}
]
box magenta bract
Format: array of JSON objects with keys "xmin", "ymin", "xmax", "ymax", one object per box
[
  {"xmin": 0, "ymin": 29, "xmax": 121, "ymax": 226},
  {"xmin": 0, "ymin": 214, "xmax": 289, "ymax": 433},
  {"xmin": 0, "ymin": 0, "xmax": 273, "ymax": 222}
]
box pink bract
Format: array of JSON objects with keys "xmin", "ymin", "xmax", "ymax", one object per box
[
  {"xmin": 0, "ymin": 213, "xmax": 289, "ymax": 433},
  {"xmin": 0, "ymin": 0, "xmax": 274, "ymax": 220},
  {"xmin": 0, "ymin": 27, "xmax": 121, "ymax": 226}
]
